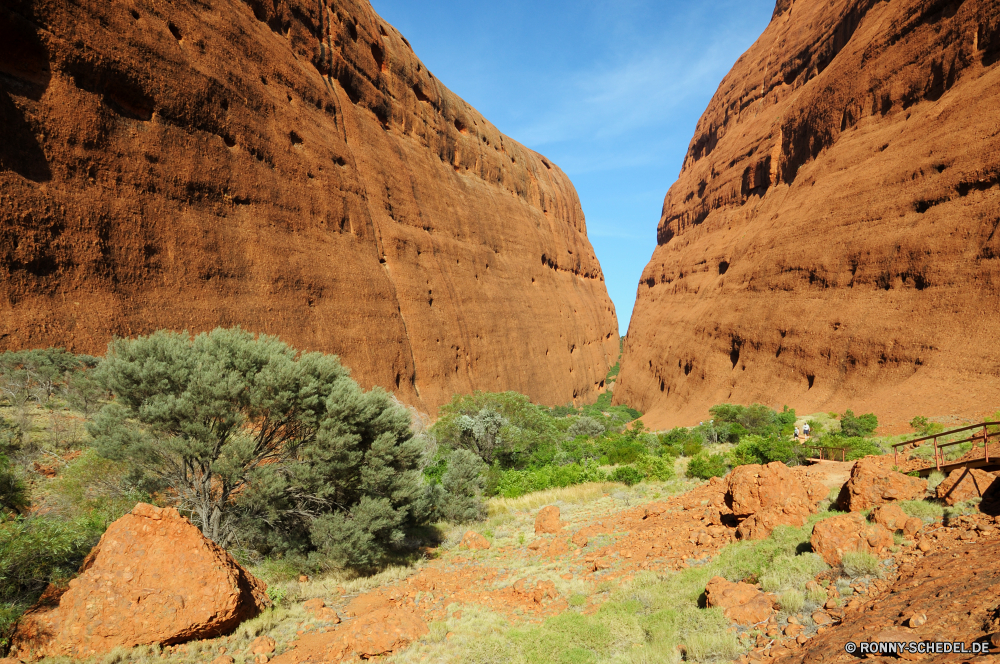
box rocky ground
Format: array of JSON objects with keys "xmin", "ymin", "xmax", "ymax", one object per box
[{"xmin": 6, "ymin": 457, "xmax": 1000, "ymax": 664}]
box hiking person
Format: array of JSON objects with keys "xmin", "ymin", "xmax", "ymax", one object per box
[
  {"xmin": 793, "ymin": 426, "xmax": 800, "ymax": 440},
  {"xmin": 803, "ymin": 422, "xmax": 811, "ymax": 438}
]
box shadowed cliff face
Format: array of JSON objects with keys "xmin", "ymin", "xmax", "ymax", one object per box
[
  {"xmin": 0, "ymin": 0, "xmax": 619, "ymax": 412},
  {"xmin": 618, "ymin": 0, "xmax": 1000, "ymax": 429}
]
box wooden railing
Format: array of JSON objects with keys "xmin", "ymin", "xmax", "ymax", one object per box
[
  {"xmin": 803, "ymin": 445, "xmax": 847, "ymax": 462},
  {"xmin": 892, "ymin": 422, "xmax": 999, "ymax": 472}
]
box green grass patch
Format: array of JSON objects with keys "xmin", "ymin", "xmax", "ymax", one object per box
[
  {"xmin": 841, "ymin": 551, "xmax": 881, "ymax": 578},
  {"xmin": 898, "ymin": 500, "xmax": 944, "ymax": 520}
]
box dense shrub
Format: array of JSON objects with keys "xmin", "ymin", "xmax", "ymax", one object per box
[
  {"xmin": 708, "ymin": 403, "xmax": 796, "ymax": 440},
  {"xmin": 438, "ymin": 450, "xmax": 487, "ymax": 523},
  {"xmin": 0, "ymin": 514, "xmax": 103, "ymax": 644},
  {"xmin": 432, "ymin": 392, "xmax": 563, "ymax": 469},
  {"xmin": 610, "ymin": 466, "xmax": 644, "ymax": 486},
  {"xmin": 686, "ymin": 453, "xmax": 728, "ymax": 479},
  {"xmin": 840, "ymin": 410, "xmax": 878, "ymax": 438},
  {"xmin": 495, "ymin": 462, "xmax": 609, "ymax": 498},
  {"xmin": 658, "ymin": 428, "xmax": 703, "ymax": 457},
  {"xmin": 567, "ymin": 416, "xmax": 605, "ymax": 439},
  {"xmin": 821, "ymin": 435, "xmax": 885, "ymax": 461},
  {"xmin": 730, "ymin": 434, "xmax": 804, "ymax": 467},
  {"xmin": 0, "ymin": 455, "xmax": 27, "ymax": 515},
  {"xmin": 632, "ymin": 454, "xmax": 675, "ymax": 481}
]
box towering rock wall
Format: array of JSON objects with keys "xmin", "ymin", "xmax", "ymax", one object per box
[
  {"xmin": 618, "ymin": 0, "xmax": 1000, "ymax": 428},
  {"xmin": 0, "ymin": 0, "xmax": 619, "ymax": 412}
]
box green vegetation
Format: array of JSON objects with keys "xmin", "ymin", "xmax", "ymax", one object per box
[
  {"xmin": 437, "ymin": 522, "xmax": 833, "ymax": 664},
  {"xmin": 840, "ymin": 551, "xmax": 882, "ymax": 578}
]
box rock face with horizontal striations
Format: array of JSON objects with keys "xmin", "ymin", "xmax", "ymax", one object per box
[
  {"xmin": 11, "ymin": 503, "xmax": 270, "ymax": 659},
  {"xmin": 0, "ymin": 0, "xmax": 618, "ymax": 413},
  {"xmin": 616, "ymin": 0, "xmax": 1000, "ymax": 428}
]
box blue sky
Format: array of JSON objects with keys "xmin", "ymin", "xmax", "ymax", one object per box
[{"xmin": 369, "ymin": 0, "xmax": 775, "ymax": 335}]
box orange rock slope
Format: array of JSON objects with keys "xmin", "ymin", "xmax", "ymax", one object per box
[
  {"xmin": 0, "ymin": 0, "xmax": 618, "ymax": 412},
  {"xmin": 617, "ymin": 0, "xmax": 1000, "ymax": 428}
]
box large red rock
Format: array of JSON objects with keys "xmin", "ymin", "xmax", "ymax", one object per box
[
  {"xmin": 869, "ymin": 503, "xmax": 909, "ymax": 532},
  {"xmin": 535, "ymin": 505, "xmax": 562, "ymax": 535},
  {"xmin": 810, "ymin": 513, "xmax": 893, "ymax": 566},
  {"xmin": 727, "ymin": 462, "xmax": 819, "ymax": 516},
  {"xmin": 936, "ymin": 467, "xmax": 998, "ymax": 505},
  {"xmin": 11, "ymin": 504, "xmax": 269, "ymax": 659},
  {"xmin": 0, "ymin": 0, "xmax": 618, "ymax": 413},
  {"xmin": 270, "ymin": 606, "xmax": 427, "ymax": 663},
  {"xmin": 838, "ymin": 458, "xmax": 927, "ymax": 511},
  {"xmin": 704, "ymin": 576, "xmax": 773, "ymax": 626},
  {"xmin": 615, "ymin": 0, "xmax": 1000, "ymax": 429}
]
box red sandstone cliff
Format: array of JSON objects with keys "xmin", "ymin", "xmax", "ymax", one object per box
[
  {"xmin": 0, "ymin": 0, "xmax": 619, "ymax": 411},
  {"xmin": 617, "ymin": 0, "xmax": 1000, "ymax": 429}
]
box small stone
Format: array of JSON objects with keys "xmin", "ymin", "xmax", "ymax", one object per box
[
  {"xmin": 811, "ymin": 611, "xmax": 833, "ymax": 626},
  {"xmin": 907, "ymin": 613, "xmax": 927, "ymax": 628},
  {"xmin": 796, "ymin": 635, "xmax": 808, "ymax": 645},
  {"xmin": 787, "ymin": 616, "xmax": 800, "ymax": 625},
  {"xmin": 251, "ymin": 636, "xmax": 275, "ymax": 655},
  {"xmin": 298, "ymin": 575, "xmax": 309, "ymax": 583},
  {"xmin": 218, "ymin": 647, "xmax": 227, "ymax": 654},
  {"xmin": 824, "ymin": 599, "xmax": 839, "ymax": 609},
  {"xmin": 917, "ymin": 540, "xmax": 933, "ymax": 552},
  {"xmin": 784, "ymin": 624, "xmax": 804, "ymax": 637}
]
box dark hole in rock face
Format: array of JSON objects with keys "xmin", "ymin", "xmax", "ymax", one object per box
[
  {"xmin": 730, "ymin": 342, "xmax": 740, "ymax": 369},
  {"xmin": 168, "ymin": 22, "xmax": 182, "ymax": 41},
  {"xmin": 347, "ymin": 22, "xmax": 358, "ymax": 42},
  {"xmin": 370, "ymin": 42, "xmax": 384, "ymax": 71},
  {"xmin": 454, "ymin": 117, "xmax": 467, "ymax": 133},
  {"xmin": 130, "ymin": 9, "xmax": 140, "ymax": 19},
  {"xmin": 807, "ymin": 374, "xmax": 815, "ymax": 389},
  {"xmin": 718, "ymin": 260, "xmax": 730, "ymax": 275},
  {"xmin": 289, "ymin": 131, "xmax": 303, "ymax": 145}
]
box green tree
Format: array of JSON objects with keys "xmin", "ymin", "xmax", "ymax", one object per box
[
  {"xmin": 88, "ymin": 328, "xmax": 347, "ymax": 547},
  {"xmin": 240, "ymin": 378, "xmax": 429, "ymax": 567},
  {"xmin": 438, "ymin": 449, "xmax": 487, "ymax": 523},
  {"xmin": 840, "ymin": 410, "xmax": 878, "ymax": 438}
]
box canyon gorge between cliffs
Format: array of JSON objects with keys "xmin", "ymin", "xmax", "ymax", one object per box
[
  {"xmin": 2, "ymin": 0, "xmax": 1000, "ymax": 426},
  {"xmin": 3, "ymin": 0, "xmax": 1000, "ymax": 662}
]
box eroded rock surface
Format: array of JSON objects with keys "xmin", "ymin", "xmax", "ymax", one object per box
[
  {"xmin": 937, "ymin": 467, "xmax": 999, "ymax": 505},
  {"xmin": 12, "ymin": 504, "xmax": 269, "ymax": 659},
  {"xmin": 838, "ymin": 457, "xmax": 927, "ymax": 511},
  {"xmin": 726, "ymin": 461, "xmax": 826, "ymax": 539},
  {"xmin": 0, "ymin": 0, "xmax": 618, "ymax": 413},
  {"xmin": 810, "ymin": 512, "xmax": 893, "ymax": 566},
  {"xmin": 705, "ymin": 576, "xmax": 773, "ymax": 626},
  {"xmin": 617, "ymin": 0, "xmax": 1000, "ymax": 428}
]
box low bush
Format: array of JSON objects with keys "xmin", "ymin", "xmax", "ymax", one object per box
[
  {"xmin": 0, "ymin": 513, "xmax": 104, "ymax": 644},
  {"xmin": 898, "ymin": 500, "xmax": 944, "ymax": 520},
  {"xmin": 632, "ymin": 454, "xmax": 675, "ymax": 482},
  {"xmin": 821, "ymin": 435, "xmax": 885, "ymax": 461},
  {"xmin": 494, "ymin": 463, "xmax": 609, "ymax": 499},
  {"xmin": 610, "ymin": 466, "xmax": 644, "ymax": 487},
  {"xmin": 778, "ymin": 589, "xmax": 805, "ymax": 614},
  {"xmin": 730, "ymin": 434, "xmax": 804, "ymax": 467},
  {"xmin": 841, "ymin": 551, "xmax": 881, "ymax": 578},
  {"xmin": 758, "ymin": 553, "xmax": 828, "ymax": 593},
  {"xmin": 0, "ymin": 454, "xmax": 27, "ymax": 515},
  {"xmin": 685, "ymin": 453, "xmax": 728, "ymax": 480}
]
